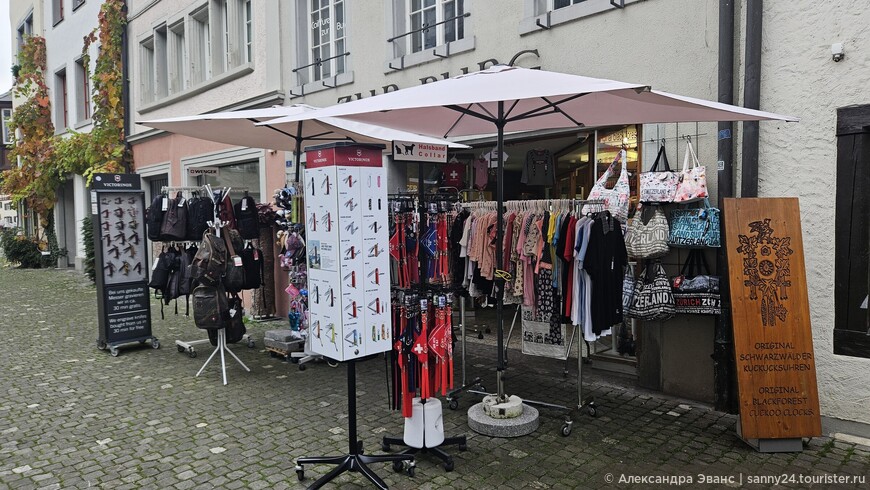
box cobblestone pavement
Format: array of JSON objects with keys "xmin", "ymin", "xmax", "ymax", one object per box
[{"xmin": 0, "ymin": 266, "xmax": 868, "ymax": 489}]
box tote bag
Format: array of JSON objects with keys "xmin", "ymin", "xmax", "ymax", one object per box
[
  {"xmin": 621, "ymin": 264, "xmax": 636, "ymax": 313},
  {"xmin": 625, "ymin": 205, "xmax": 670, "ymax": 259},
  {"xmin": 639, "ymin": 146, "xmax": 679, "ymax": 203},
  {"xmin": 673, "ymin": 141, "xmax": 708, "ymax": 203},
  {"xmin": 582, "ymin": 150, "xmax": 631, "ymax": 222},
  {"xmin": 672, "ymin": 250, "xmax": 721, "ymax": 315},
  {"xmin": 627, "ymin": 261, "xmax": 675, "ymax": 321},
  {"xmin": 668, "ymin": 198, "xmax": 721, "ymax": 248}
]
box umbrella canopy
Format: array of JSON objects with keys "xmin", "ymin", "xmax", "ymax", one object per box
[
  {"xmin": 258, "ymin": 65, "xmax": 798, "ymax": 404},
  {"xmin": 138, "ymin": 104, "xmax": 470, "ymax": 152},
  {"xmin": 260, "ymin": 65, "xmax": 797, "ymax": 137}
]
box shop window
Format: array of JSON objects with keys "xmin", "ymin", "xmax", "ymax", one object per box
[
  {"xmin": 55, "ymin": 68, "xmax": 69, "ymax": 130},
  {"xmin": 74, "ymin": 58, "xmax": 90, "ymax": 122},
  {"xmin": 190, "ymin": 6, "xmax": 212, "ymax": 84},
  {"xmin": 194, "ymin": 160, "xmax": 261, "ymax": 203},
  {"xmin": 2, "ymin": 108, "xmax": 12, "ymax": 145},
  {"xmin": 139, "ymin": 38, "xmax": 155, "ymax": 103},
  {"xmin": 387, "ymin": 0, "xmax": 473, "ymax": 70},
  {"xmin": 595, "ymin": 126, "xmax": 640, "ymax": 211},
  {"xmin": 52, "ymin": 0, "xmax": 64, "ymax": 26},
  {"xmin": 168, "ymin": 21, "xmax": 187, "ymax": 94},
  {"xmin": 834, "ymin": 105, "xmax": 870, "ymax": 359}
]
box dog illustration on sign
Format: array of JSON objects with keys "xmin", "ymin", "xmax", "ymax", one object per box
[{"xmin": 395, "ymin": 143, "xmax": 416, "ymax": 155}]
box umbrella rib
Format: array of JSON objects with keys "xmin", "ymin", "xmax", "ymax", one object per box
[
  {"xmin": 248, "ymin": 118, "xmax": 300, "ymax": 141},
  {"xmin": 503, "ymin": 100, "xmax": 521, "ymax": 119},
  {"xmin": 445, "ymin": 104, "xmax": 497, "ymax": 124},
  {"xmin": 474, "ymin": 103, "xmax": 497, "ymax": 120},
  {"xmin": 540, "ymin": 96, "xmax": 583, "ymax": 127},
  {"xmin": 505, "ymin": 93, "xmax": 587, "ymax": 123}
]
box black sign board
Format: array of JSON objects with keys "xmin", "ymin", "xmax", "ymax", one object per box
[{"xmin": 91, "ymin": 174, "xmax": 154, "ymax": 353}]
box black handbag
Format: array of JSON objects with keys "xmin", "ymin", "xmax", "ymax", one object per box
[
  {"xmin": 672, "ymin": 250, "xmax": 721, "ymax": 315},
  {"xmin": 627, "ymin": 260, "xmax": 675, "ymax": 321}
]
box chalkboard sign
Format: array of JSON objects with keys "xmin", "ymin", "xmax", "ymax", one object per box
[{"xmin": 92, "ymin": 174, "xmax": 156, "ymax": 354}]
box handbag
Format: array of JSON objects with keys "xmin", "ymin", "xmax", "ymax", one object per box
[
  {"xmin": 625, "ymin": 205, "xmax": 670, "ymax": 259},
  {"xmin": 582, "ymin": 150, "xmax": 631, "ymax": 222},
  {"xmin": 672, "ymin": 250, "xmax": 721, "ymax": 315},
  {"xmin": 668, "ymin": 197, "xmax": 721, "ymax": 248},
  {"xmin": 673, "ymin": 140, "xmax": 708, "ymax": 203},
  {"xmin": 621, "ymin": 264, "xmax": 636, "ymax": 313},
  {"xmin": 639, "ymin": 145, "xmax": 678, "ymax": 203},
  {"xmin": 627, "ymin": 260, "xmax": 675, "ymax": 321}
]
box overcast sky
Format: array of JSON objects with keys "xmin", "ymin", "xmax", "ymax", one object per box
[{"xmin": 1, "ymin": 0, "xmax": 13, "ymax": 95}]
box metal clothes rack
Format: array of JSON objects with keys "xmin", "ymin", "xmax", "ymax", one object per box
[
  {"xmin": 447, "ymin": 197, "xmax": 605, "ymax": 436},
  {"xmin": 163, "ymin": 184, "xmax": 252, "ymax": 385}
]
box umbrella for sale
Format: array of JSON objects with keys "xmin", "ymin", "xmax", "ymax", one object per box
[
  {"xmin": 139, "ymin": 104, "xmax": 468, "ymax": 181},
  {"xmin": 260, "ymin": 65, "xmax": 797, "ymax": 412}
]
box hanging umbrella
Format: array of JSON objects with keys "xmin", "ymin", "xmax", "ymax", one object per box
[
  {"xmin": 259, "ymin": 65, "xmax": 798, "ymax": 403},
  {"xmin": 139, "ymin": 104, "xmax": 468, "ymax": 181}
]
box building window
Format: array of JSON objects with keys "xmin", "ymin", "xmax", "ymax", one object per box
[
  {"xmin": 52, "ymin": 0, "xmax": 64, "ymax": 26},
  {"xmin": 55, "ymin": 69, "xmax": 69, "ymax": 129},
  {"xmin": 140, "ymin": 38, "xmax": 155, "ymax": 104},
  {"xmin": 212, "ymin": 0, "xmax": 248, "ymax": 73},
  {"xmin": 521, "ymin": 0, "xmax": 638, "ymax": 35},
  {"xmin": 155, "ymin": 25, "xmax": 169, "ymax": 99},
  {"xmin": 168, "ymin": 21, "xmax": 187, "ymax": 94},
  {"xmin": 17, "ymin": 13, "xmax": 34, "ymax": 52},
  {"xmin": 244, "ymin": 0, "xmax": 253, "ymax": 63},
  {"xmin": 190, "ymin": 6, "xmax": 212, "ymax": 85},
  {"xmin": 408, "ymin": 0, "xmax": 464, "ymax": 53},
  {"xmin": 293, "ymin": 0, "xmax": 347, "ymax": 86},
  {"xmin": 2, "ymin": 108, "xmax": 13, "ymax": 144},
  {"xmin": 73, "ymin": 0, "xmax": 86, "ymax": 11},
  {"xmin": 75, "ymin": 58, "xmax": 90, "ymax": 122},
  {"xmin": 834, "ymin": 104, "xmax": 870, "ymax": 359}
]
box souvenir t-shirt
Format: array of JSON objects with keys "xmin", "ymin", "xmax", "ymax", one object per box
[
  {"xmin": 442, "ymin": 162, "xmax": 466, "ymax": 188},
  {"xmin": 521, "ymin": 149, "xmax": 556, "ymax": 186}
]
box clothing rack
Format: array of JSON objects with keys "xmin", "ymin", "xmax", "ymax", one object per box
[{"xmin": 447, "ymin": 197, "xmax": 605, "ymax": 436}]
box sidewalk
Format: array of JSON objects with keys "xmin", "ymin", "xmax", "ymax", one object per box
[{"xmin": 0, "ymin": 266, "xmax": 867, "ymax": 489}]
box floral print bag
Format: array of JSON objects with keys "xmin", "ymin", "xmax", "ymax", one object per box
[
  {"xmin": 673, "ymin": 140, "xmax": 708, "ymax": 203},
  {"xmin": 583, "ymin": 150, "xmax": 631, "ymax": 222}
]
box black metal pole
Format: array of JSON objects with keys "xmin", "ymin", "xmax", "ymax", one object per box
[
  {"xmin": 347, "ymin": 360, "xmax": 357, "ymax": 455},
  {"xmin": 293, "ymin": 122, "xmax": 303, "ymax": 183},
  {"xmin": 741, "ymin": 0, "xmax": 762, "ymax": 198},
  {"xmin": 495, "ymin": 101, "xmax": 506, "ymax": 401},
  {"xmin": 121, "ymin": 1, "xmax": 132, "ymax": 173},
  {"xmin": 714, "ymin": 0, "xmax": 738, "ymax": 414}
]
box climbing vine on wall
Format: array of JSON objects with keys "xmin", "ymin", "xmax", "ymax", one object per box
[{"xmin": 2, "ymin": 36, "xmax": 62, "ymax": 223}]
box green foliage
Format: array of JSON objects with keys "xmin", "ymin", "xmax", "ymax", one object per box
[
  {"xmin": 1, "ymin": 227, "xmax": 46, "ymax": 268},
  {"xmin": 82, "ymin": 215, "xmax": 95, "ymax": 282}
]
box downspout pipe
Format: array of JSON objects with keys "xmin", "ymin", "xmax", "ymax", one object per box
[
  {"xmin": 741, "ymin": 0, "xmax": 763, "ymax": 197},
  {"xmin": 714, "ymin": 0, "xmax": 738, "ymax": 414},
  {"xmin": 121, "ymin": 0, "xmax": 132, "ymax": 173}
]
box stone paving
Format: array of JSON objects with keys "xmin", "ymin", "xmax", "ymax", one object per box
[{"xmin": 0, "ymin": 265, "xmax": 868, "ymax": 489}]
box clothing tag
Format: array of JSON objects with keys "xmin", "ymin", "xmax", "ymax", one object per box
[
  {"xmin": 611, "ymin": 259, "xmax": 614, "ymax": 270},
  {"xmin": 178, "ymin": 198, "xmax": 186, "ymax": 207},
  {"xmin": 161, "ymin": 198, "xmax": 168, "ymax": 211},
  {"xmin": 241, "ymin": 199, "xmax": 248, "ymax": 211},
  {"xmin": 229, "ymin": 308, "xmax": 237, "ymax": 318},
  {"xmin": 152, "ymin": 260, "xmax": 159, "ymax": 271},
  {"xmin": 253, "ymin": 250, "xmax": 259, "ymax": 261},
  {"xmin": 233, "ymin": 256, "xmax": 243, "ymax": 267}
]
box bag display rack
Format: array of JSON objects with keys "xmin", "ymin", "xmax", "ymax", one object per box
[
  {"xmin": 160, "ymin": 185, "xmax": 253, "ymax": 385},
  {"xmin": 446, "ymin": 198, "xmax": 607, "ymax": 437}
]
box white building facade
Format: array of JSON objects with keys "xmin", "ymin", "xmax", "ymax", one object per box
[{"xmin": 127, "ymin": 0, "xmax": 870, "ymax": 434}]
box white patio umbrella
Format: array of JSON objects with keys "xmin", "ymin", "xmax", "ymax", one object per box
[
  {"xmin": 139, "ymin": 104, "xmax": 468, "ymax": 181},
  {"xmin": 259, "ymin": 65, "xmax": 798, "ymax": 402}
]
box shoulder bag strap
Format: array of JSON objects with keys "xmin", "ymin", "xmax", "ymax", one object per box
[
  {"xmin": 650, "ymin": 145, "xmax": 671, "ymax": 172},
  {"xmin": 223, "ymin": 231, "xmax": 237, "ymax": 257}
]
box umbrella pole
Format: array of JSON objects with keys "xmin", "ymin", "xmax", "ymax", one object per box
[
  {"xmin": 293, "ymin": 122, "xmax": 303, "ymax": 183},
  {"xmin": 495, "ymin": 102, "xmax": 506, "ymax": 402}
]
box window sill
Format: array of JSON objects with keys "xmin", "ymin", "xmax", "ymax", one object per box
[
  {"xmin": 518, "ymin": 0, "xmax": 641, "ymax": 36},
  {"xmin": 73, "ymin": 2, "xmax": 86, "ymax": 13},
  {"xmin": 55, "ymin": 127, "xmax": 69, "ymax": 136},
  {"xmin": 138, "ymin": 64, "xmax": 254, "ymax": 114},
  {"xmin": 384, "ymin": 37, "xmax": 475, "ymax": 73},
  {"xmin": 53, "ymin": 18, "xmax": 64, "ymax": 28},
  {"xmin": 288, "ymin": 71, "xmax": 354, "ymax": 99},
  {"xmin": 74, "ymin": 118, "xmax": 92, "ymax": 130}
]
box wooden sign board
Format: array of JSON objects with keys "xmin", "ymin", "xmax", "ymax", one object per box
[{"xmin": 724, "ymin": 198, "xmax": 821, "ymax": 440}]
